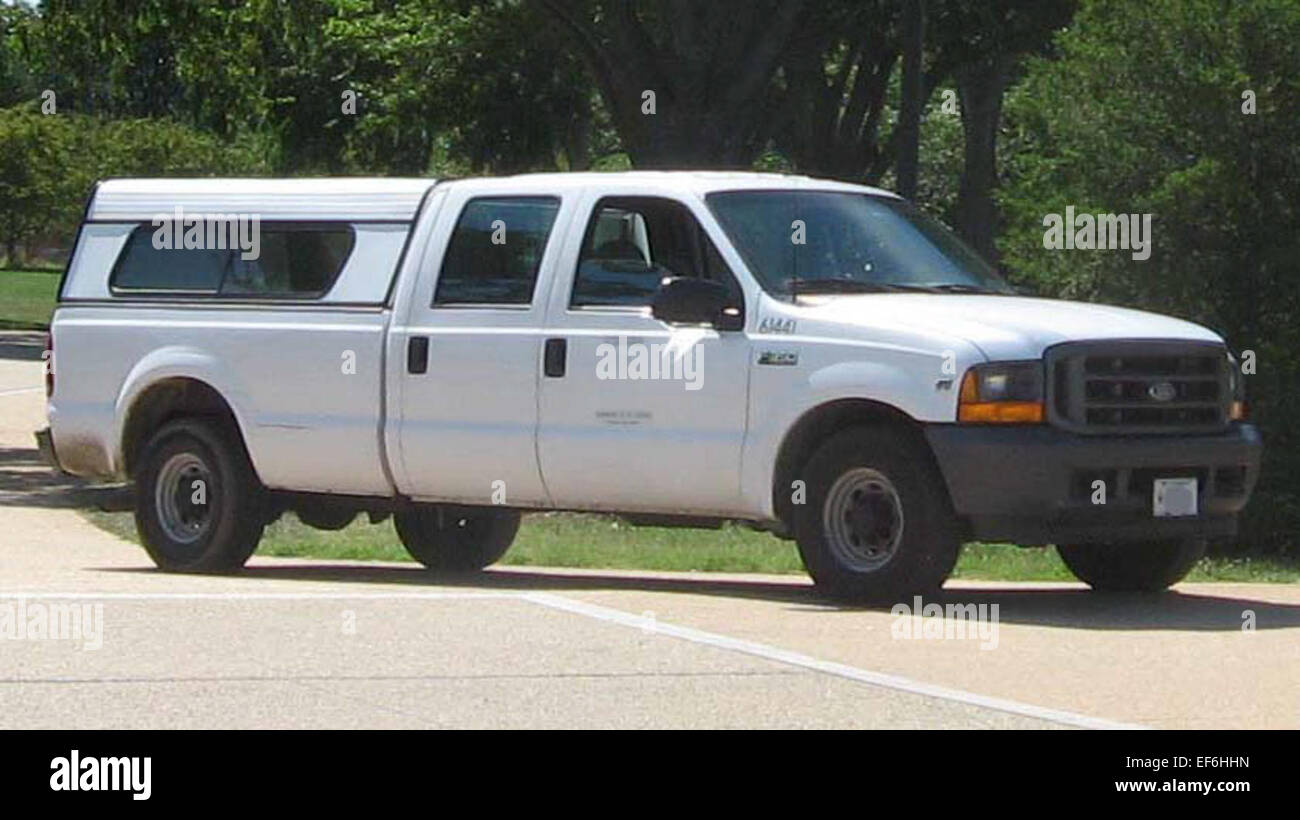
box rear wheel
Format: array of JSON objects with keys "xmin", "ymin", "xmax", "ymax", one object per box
[
  {"xmin": 134, "ymin": 417, "xmax": 265, "ymax": 572},
  {"xmin": 394, "ymin": 505, "xmax": 520, "ymax": 571},
  {"xmin": 1057, "ymin": 538, "xmax": 1206, "ymax": 591},
  {"xmin": 793, "ymin": 427, "xmax": 961, "ymax": 601}
]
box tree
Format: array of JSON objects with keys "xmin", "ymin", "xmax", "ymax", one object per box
[
  {"xmin": 19, "ymin": 0, "xmax": 604, "ymax": 176},
  {"xmin": 0, "ymin": 107, "xmax": 80, "ymax": 266},
  {"xmin": 760, "ymin": 0, "xmax": 1070, "ymax": 211},
  {"xmin": 0, "ymin": 3, "xmax": 39, "ymax": 108},
  {"xmin": 767, "ymin": 1, "xmax": 901, "ymax": 181},
  {"xmin": 0, "ymin": 105, "xmax": 269, "ymax": 265},
  {"xmin": 332, "ymin": 0, "xmax": 602, "ymax": 175},
  {"xmin": 999, "ymin": 0, "xmax": 1300, "ymax": 553},
  {"xmin": 928, "ymin": 0, "xmax": 1076, "ymax": 261},
  {"xmin": 537, "ymin": 0, "xmax": 809, "ymax": 167},
  {"xmin": 26, "ymin": 0, "xmax": 196, "ymax": 119},
  {"xmin": 895, "ymin": 0, "xmax": 926, "ymax": 199}
]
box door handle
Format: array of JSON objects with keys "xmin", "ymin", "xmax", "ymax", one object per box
[
  {"xmin": 407, "ymin": 336, "xmax": 429, "ymax": 374},
  {"xmin": 544, "ymin": 338, "xmax": 566, "ymax": 378}
]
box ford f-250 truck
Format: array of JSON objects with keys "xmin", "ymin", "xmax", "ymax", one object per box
[{"xmin": 37, "ymin": 172, "xmax": 1261, "ymax": 599}]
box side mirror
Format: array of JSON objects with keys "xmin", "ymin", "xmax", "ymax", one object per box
[{"xmin": 651, "ymin": 277, "xmax": 743, "ymax": 331}]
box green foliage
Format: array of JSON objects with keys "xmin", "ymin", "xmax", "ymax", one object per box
[
  {"xmin": 0, "ymin": 105, "xmax": 83, "ymax": 263},
  {"xmin": 328, "ymin": 0, "xmax": 600, "ymax": 174},
  {"xmin": 913, "ymin": 94, "xmax": 966, "ymax": 221},
  {"xmin": 15, "ymin": 0, "xmax": 605, "ymax": 176},
  {"xmin": 0, "ymin": 105, "xmax": 269, "ymax": 262},
  {"xmin": 0, "ymin": 3, "xmax": 39, "ymax": 107},
  {"xmin": 999, "ymin": 0, "xmax": 1300, "ymax": 553}
]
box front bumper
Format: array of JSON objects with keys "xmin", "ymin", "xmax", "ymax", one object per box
[{"xmin": 923, "ymin": 422, "xmax": 1262, "ymax": 544}]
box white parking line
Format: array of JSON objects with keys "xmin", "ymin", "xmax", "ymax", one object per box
[
  {"xmin": 3, "ymin": 587, "xmax": 1144, "ymax": 730},
  {"xmin": 0, "ymin": 591, "xmax": 518, "ymax": 601},
  {"xmin": 0, "ymin": 387, "xmax": 41, "ymax": 397},
  {"xmin": 521, "ymin": 592, "xmax": 1146, "ymax": 731}
]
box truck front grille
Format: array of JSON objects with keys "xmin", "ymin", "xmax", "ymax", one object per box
[{"xmin": 1047, "ymin": 340, "xmax": 1230, "ymax": 434}]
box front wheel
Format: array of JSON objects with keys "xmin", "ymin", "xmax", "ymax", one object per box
[
  {"xmin": 793, "ymin": 427, "xmax": 961, "ymax": 601},
  {"xmin": 1057, "ymin": 538, "xmax": 1206, "ymax": 591},
  {"xmin": 394, "ymin": 505, "xmax": 520, "ymax": 571}
]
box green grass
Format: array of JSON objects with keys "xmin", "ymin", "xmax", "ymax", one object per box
[
  {"xmin": 83, "ymin": 509, "xmax": 1300, "ymax": 583},
  {"xmin": 0, "ymin": 269, "xmax": 60, "ymax": 329}
]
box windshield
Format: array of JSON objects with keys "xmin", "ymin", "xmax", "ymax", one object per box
[{"xmin": 705, "ymin": 190, "xmax": 1012, "ymax": 297}]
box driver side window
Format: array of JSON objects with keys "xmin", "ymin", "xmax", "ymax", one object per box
[{"xmin": 570, "ymin": 196, "xmax": 739, "ymax": 308}]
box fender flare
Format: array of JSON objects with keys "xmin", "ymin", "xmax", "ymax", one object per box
[{"xmin": 112, "ymin": 346, "xmax": 258, "ymax": 475}]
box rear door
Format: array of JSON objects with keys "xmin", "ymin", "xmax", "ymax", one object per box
[{"xmin": 390, "ymin": 188, "xmax": 570, "ymax": 506}]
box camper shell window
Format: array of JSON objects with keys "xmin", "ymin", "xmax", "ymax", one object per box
[{"xmin": 109, "ymin": 222, "xmax": 356, "ymax": 298}]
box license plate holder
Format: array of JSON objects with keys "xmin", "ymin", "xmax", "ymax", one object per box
[{"xmin": 1153, "ymin": 477, "xmax": 1198, "ymax": 518}]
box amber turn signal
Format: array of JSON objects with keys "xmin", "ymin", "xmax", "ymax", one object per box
[
  {"xmin": 958, "ymin": 368, "xmax": 1045, "ymax": 423},
  {"xmin": 958, "ymin": 400, "xmax": 1045, "ymax": 423}
]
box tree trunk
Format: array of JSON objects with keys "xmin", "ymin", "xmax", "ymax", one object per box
[
  {"xmin": 896, "ymin": 0, "xmax": 925, "ymax": 199},
  {"xmin": 563, "ymin": 93, "xmax": 593, "ymax": 171},
  {"xmin": 539, "ymin": 0, "xmax": 806, "ymax": 169},
  {"xmin": 955, "ymin": 55, "xmax": 1013, "ymax": 265}
]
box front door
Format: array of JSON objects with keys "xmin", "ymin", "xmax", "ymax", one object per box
[{"xmin": 537, "ymin": 194, "xmax": 751, "ymax": 515}]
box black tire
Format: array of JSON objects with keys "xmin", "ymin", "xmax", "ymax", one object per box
[
  {"xmin": 134, "ymin": 417, "xmax": 265, "ymax": 572},
  {"xmin": 1057, "ymin": 538, "xmax": 1206, "ymax": 592},
  {"xmin": 793, "ymin": 426, "xmax": 961, "ymax": 601},
  {"xmin": 394, "ymin": 505, "xmax": 520, "ymax": 571}
]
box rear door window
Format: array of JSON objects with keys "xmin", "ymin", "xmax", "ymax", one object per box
[{"xmin": 433, "ymin": 197, "xmax": 561, "ymax": 306}]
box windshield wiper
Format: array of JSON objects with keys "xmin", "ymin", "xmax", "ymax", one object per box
[
  {"xmin": 790, "ymin": 279, "xmax": 934, "ymax": 294},
  {"xmin": 915, "ymin": 283, "xmax": 1002, "ymax": 294},
  {"xmin": 790, "ymin": 279, "xmax": 1009, "ymax": 297}
]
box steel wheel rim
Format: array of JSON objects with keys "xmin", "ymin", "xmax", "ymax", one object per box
[
  {"xmin": 155, "ymin": 452, "xmax": 213, "ymax": 545},
  {"xmin": 822, "ymin": 467, "xmax": 905, "ymax": 572}
]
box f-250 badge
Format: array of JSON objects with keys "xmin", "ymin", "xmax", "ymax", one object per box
[
  {"xmin": 758, "ymin": 316, "xmax": 796, "ymax": 334},
  {"xmin": 757, "ymin": 350, "xmax": 799, "ymax": 366}
]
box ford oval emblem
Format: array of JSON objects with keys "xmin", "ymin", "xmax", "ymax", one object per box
[{"xmin": 1148, "ymin": 381, "xmax": 1177, "ymax": 402}]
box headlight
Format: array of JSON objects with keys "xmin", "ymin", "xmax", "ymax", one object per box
[
  {"xmin": 1227, "ymin": 351, "xmax": 1247, "ymax": 421},
  {"xmin": 958, "ymin": 362, "xmax": 1044, "ymax": 423}
]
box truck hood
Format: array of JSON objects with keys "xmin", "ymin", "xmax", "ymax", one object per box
[{"xmin": 795, "ymin": 294, "xmax": 1223, "ymax": 361}]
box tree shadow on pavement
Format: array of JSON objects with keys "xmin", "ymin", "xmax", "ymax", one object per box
[
  {"xmin": 0, "ymin": 331, "xmax": 46, "ymax": 362},
  {"xmin": 0, "ymin": 445, "xmax": 130, "ymax": 509},
  {"xmin": 95, "ymin": 560, "xmax": 1300, "ymax": 632}
]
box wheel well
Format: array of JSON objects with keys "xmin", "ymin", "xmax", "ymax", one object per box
[
  {"xmin": 120, "ymin": 378, "xmax": 245, "ymax": 478},
  {"xmin": 772, "ymin": 399, "xmax": 933, "ymax": 528}
]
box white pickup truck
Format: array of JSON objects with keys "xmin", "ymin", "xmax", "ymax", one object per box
[{"xmin": 38, "ymin": 172, "xmax": 1260, "ymax": 599}]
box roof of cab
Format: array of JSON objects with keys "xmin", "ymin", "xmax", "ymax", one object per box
[
  {"xmin": 88, "ymin": 178, "xmax": 437, "ymax": 222},
  {"xmin": 86, "ymin": 171, "xmax": 897, "ymax": 222},
  {"xmin": 442, "ymin": 170, "xmax": 899, "ymax": 199}
]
